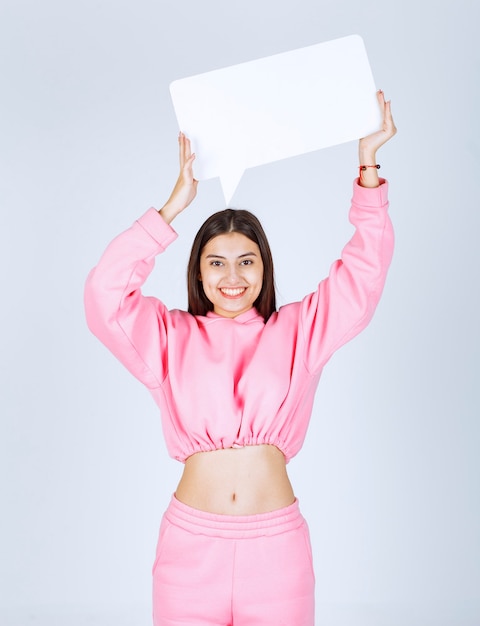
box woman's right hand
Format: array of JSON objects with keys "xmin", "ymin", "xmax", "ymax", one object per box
[{"xmin": 159, "ymin": 132, "xmax": 198, "ymax": 224}]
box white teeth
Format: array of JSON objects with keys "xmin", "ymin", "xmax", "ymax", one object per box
[{"xmin": 220, "ymin": 287, "xmax": 246, "ymax": 296}]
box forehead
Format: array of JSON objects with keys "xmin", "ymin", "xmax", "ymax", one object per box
[{"xmin": 202, "ymin": 232, "xmax": 260, "ymax": 256}]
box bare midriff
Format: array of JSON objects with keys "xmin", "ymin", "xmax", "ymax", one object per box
[{"xmin": 175, "ymin": 444, "xmax": 296, "ymax": 515}]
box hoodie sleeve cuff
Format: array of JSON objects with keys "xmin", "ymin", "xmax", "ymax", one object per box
[
  {"xmin": 352, "ymin": 178, "xmax": 389, "ymax": 208},
  {"xmin": 136, "ymin": 207, "xmax": 178, "ymax": 251}
]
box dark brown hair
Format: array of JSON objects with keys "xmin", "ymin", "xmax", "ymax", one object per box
[{"xmin": 187, "ymin": 209, "xmax": 276, "ymax": 322}]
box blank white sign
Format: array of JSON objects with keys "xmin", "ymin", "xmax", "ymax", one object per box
[{"xmin": 170, "ymin": 34, "xmax": 381, "ymax": 204}]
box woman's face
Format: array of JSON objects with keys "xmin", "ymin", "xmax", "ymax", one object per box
[{"xmin": 199, "ymin": 232, "xmax": 264, "ymax": 318}]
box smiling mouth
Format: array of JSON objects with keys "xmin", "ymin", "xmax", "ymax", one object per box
[{"xmin": 220, "ymin": 287, "xmax": 247, "ymax": 297}]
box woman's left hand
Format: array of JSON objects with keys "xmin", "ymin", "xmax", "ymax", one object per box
[
  {"xmin": 358, "ymin": 91, "xmax": 397, "ymax": 187},
  {"xmin": 359, "ymin": 90, "xmax": 397, "ymax": 159}
]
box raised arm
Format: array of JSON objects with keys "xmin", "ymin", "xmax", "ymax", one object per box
[
  {"xmin": 84, "ymin": 133, "xmax": 198, "ymax": 388},
  {"xmin": 300, "ymin": 92, "xmax": 397, "ymax": 373},
  {"xmin": 84, "ymin": 208, "xmax": 178, "ymax": 388}
]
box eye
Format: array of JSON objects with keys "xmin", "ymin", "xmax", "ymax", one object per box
[
  {"xmin": 240, "ymin": 259, "xmax": 253, "ymax": 266},
  {"xmin": 210, "ymin": 260, "xmax": 223, "ymax": 267}
]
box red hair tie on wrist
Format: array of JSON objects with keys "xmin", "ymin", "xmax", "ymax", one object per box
[{"xmin": 359, "ymin": 164, "xmax": 381, "ymax": 180}]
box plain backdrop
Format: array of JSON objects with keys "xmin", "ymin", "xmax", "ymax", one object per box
[{"xmin": 1, "ymin": 1, "xmax": 479, "ymax": 625}]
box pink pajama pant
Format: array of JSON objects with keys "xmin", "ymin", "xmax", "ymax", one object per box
[{"xmin": 152, "ymin": 496, "xmax": 315, "ymax": 625}]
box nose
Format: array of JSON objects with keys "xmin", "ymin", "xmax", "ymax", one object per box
[{"xmin": 225, "ymin": 264, "xmax": 240, "ymax": 284}]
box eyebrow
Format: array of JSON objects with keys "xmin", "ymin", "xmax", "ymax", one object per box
[{"xmin": 205, "ymin": 252, "xmax": 258, "ymax": 260}]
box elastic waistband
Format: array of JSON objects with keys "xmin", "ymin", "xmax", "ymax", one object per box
[{"xmin": 165, "ymin": 495, "xmax": 304, "ymax": 539}]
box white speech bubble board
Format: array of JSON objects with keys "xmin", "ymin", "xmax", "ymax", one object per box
[{"xmin": 170, "ymin": 34, "xmax": 381, "ymax": 204}]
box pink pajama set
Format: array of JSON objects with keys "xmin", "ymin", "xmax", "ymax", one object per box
[{"xmin": 84, "ymin": 179, "xmax": 394, "ymax": 625}]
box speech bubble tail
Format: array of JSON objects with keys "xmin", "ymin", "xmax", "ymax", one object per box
[{"xmin": 219, "ymin": 169, "xmax": 244, "ymax": 206}]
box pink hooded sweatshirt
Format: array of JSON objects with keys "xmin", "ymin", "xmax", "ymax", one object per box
[{"xmin": 84, "ymin": 179, "xmax": 394, "ymax": 463}]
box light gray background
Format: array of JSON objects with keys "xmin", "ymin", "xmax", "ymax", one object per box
[{"xmin": 1, "ymin": 1, "xmax": 478, "ymax": 625}]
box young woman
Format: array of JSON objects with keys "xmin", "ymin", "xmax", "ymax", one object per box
[{"xmin": 85, "ymin": 91, "xmax": 396, "ymax": 625}]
